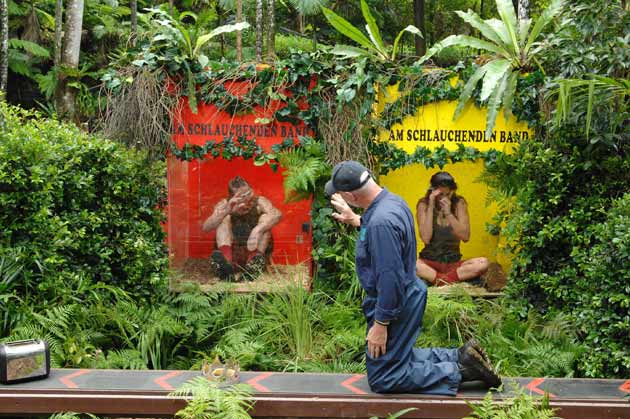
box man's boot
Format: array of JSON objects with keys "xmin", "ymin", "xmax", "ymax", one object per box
[
  {"xmin": 210, "ymin": 250, "xmax": 235, "ymax": 281},
  {"xmin": 243, "ymin": 253, "xmax": 265, "ymax": 281},
  {"xmin": 458, "ymin": 346, "xmax": 502, "ymax": 388},
  {"xmin": 459, "ymin": 338, "xmax": 491, "ymax": 365}
]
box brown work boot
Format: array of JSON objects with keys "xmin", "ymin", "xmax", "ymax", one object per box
[
  {"xmin": 459, "ymin": 338, "xmax": 491, "ymax": 365},
  {"xmin": 458, "ymin": 346, "xmax": 502, "ymax": 388}
]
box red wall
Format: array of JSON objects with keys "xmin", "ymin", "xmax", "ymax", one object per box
[{"xmin": 167, "ymin": 83, "xmax": 314, "ymax": 269}]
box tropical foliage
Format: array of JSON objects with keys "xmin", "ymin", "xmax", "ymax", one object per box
[
  {"xmin": 321, "ymin": 0, "xmax": 422, "ymax": 61},
  {"xmin": 0, "ymin": 103, "xmax": 168, "ymax": 305},
  {"xmin": 482, "ymin": 0, "xmax": 628, "ymax": 378},
  {"xmin": 170, "ymin": 377, "xmax": 253, "ymax": 419},
  {"xmin": 463, "ymin": 386, "xmax": 560, "ymax": 419},
  {"xmin": 418, "ymin": 0, "xmax": 563, "ymax": 138},
  {"xmin": 547, "ymin": 74, "xmax": 629, "ymax": 144},
  {"xmin": 0, "ymin": 0, "xmax": 627, "ymax": 398}
]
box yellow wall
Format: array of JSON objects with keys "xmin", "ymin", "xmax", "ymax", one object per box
[
  {"xmin": 379, "ymin": 100, "xmax": 529, "ymax": 153},
  {"xmin": 378, "ymin": 98, "xmax": 531, "ymax": 269}
]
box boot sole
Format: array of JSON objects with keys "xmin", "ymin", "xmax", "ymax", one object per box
[{"xmin": 463, "ymin": 347, "xmax": 502, "ymax": 388}]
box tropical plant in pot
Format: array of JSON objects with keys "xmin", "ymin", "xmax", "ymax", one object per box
[{"xmin": 417, "ymin": 0, "xmax": 564, "ymax": 138}]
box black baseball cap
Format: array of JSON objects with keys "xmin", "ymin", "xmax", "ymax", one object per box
[{"xmin": 325, "ymin": 161, "xmax": 372, "ymax": 197}]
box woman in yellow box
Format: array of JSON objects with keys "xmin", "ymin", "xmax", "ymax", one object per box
[{"xmin": 416, "ymin": 172, "xmax": 489, "ymax": 286}]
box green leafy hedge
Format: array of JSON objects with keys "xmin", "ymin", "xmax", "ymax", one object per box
[
  {"xmin": 487, "ymin": 135, "xmax": 630, "ymax": 378},
  {"xmin": 575, "ymin": 193, "xmax": 630, "ymax": 376},
  {"xmin": 0, "ymin": 103, "xmax": 168, "ymax": 310}
]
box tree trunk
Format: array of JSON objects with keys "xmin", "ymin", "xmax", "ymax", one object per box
[
  {"xmin": 0, "ymin": 0, "xmax": 8, "ymax": 95},
  {"xmin": 216, "ymin": 3, "xmax": 225, "ymax": 58},
  {"xmin": 54, "ymin": 0, "xmax": 63, "ymax": 67},
  {"xmin": 236, "ymin": 0, "xmax": 243, "ymax": 62},
  {"xmin": 297, "ymin": 11, "xmax": 303, "ymax": 33},
  {"xmin": 255, "ymin": 0, "xmax": 263, "ymax": 62},
  {"xmin": 413, "ymin": 0, "xmax": 426, "ymax": 57},
  {"xmin": 517, "ymin": 0, "xmax": 529, "ymax": 20},
  {"xmin": 130, "ymin": 0, "xmax": 137, "ymax": 46},
  {"xmin": 266, "ymin": 0, "xmax": 275, "ymax": 61},
  {"xmin": 56, "ymin": 0, "xmax": 84, "ymax": 121},
  {"xmin": 168, "ymin": 0, "xmax": 173, "ymax": 16}
]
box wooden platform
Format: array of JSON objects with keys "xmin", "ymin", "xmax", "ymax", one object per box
[{"xmin": 1, "ymin": 369, "xmax": 629, "ymax": 418}]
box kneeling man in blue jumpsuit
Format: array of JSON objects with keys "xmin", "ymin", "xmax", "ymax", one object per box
[{"xmin": 325, "ymin": 161, "xmax": 501, "ymax": 395}]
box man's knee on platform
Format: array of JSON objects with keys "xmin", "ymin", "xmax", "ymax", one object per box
[{"xmin": 368, "ymin": 380, "xmax": 395, "ymax": 394}]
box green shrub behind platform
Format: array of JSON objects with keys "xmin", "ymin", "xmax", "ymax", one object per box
[
  {"xmin": 486, "ymin": 137, "xmax": 630, "ymax": 378},
  {"xmin": 0, "ymin": 103, "xmax": 168, "ymax": 311},
  {"xmin": 574, "ymin": 193, "xmax": 630, "ymax": 377}
]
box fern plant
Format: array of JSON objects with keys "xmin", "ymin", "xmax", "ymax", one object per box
[
  {"xmin": 92, "ymin": 349, "xmax": 148, "ymax": 370},
  {"xmin": 0, "ymin": 248, "xmax": 23, "ymax": 335},
  {"xmin": 7, "ymin": 39, "xmax": 50, "ymax": 79},
  {"xmin": 212, "ymin": 327, "xmax": 266, "ymax": 370},
  {"xmin": 463, "ymin": 385, "xmax": 560, "ymax": 419},
  {"xmin": 278, "ymin": 139, "xmax": 328, "ymax": 202},
  {"xmin": 420, "ymin": 292, "xmax": 478, "ymax": 346},
  {"xmin": 170, "ymin": 376, "xmax": 253, "ymax": 419}
]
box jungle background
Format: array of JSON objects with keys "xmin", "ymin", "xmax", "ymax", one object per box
[{"xmin": 0, "ymin": 0, "xmax": 628, "ymax": 393}]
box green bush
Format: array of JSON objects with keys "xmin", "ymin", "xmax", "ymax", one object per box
[
  {"xmin": 433, "ymin": 45, "xmax": 468, "ymax": 67},
  {"xmin": 574, "ymin": 193, "xmax": 630, "ymax": 376},
  {"xmin": 274, "ymin": 34, "xmax": 316, "ymax": 57},
  {"xmin": 0, "ymin": 103, "xmax": 168, "ymax": 313},
  {"xmin": 486, "ymin": 136, "xmax": 629, "ymax": 378}
]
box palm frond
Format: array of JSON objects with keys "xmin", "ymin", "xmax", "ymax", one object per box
[
  {"xmin": 480, "ymin": 59, "xmax": 512, "ymax": 101},
  {"xmin": 496, "ymin": 0, "xmax": 520, "ymax": 55},
  {"xmin": 454, "ymin": 9, "xmax": 504, "ymax": 49},
  {"xmin": 289, "ymin": 0, "xmax": 328, "ymax": 16},
  {"xmin": 484, "ymin": 71, "xmax": 510, "ymax": 138},
  {"xmin": 9, "ymin": 38, "xmax": 50, "ymax": 58},
  {"xmin": 525, "ymin": 0, "xmax": 563, "ymax": 54},
  {"xmin": 454, "ymin": 65, "xmax": 488, "ymax": 120}
]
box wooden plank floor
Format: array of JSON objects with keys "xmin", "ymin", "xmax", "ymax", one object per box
[{"xmin": 1, "ymin": 369, "xmax": 628, "ymax": 418}]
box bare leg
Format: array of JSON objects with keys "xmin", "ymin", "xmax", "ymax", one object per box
[
  {"xmin": 456, "ymin": 257, "xmax": 489, "ymax": 281},
  {"xmin": 255, "ymin": 230, "xmax": 271, "ymax": 254},
  {"xmin": 211, "ymin": 216, "xmax": 235, "ymax": 280},
  {"xmin": 416, "ymin": 259, "xmax": 438, "ymax": 284},
  {"xmin": 215, "ymin": 216, "xmax": 233, "ymax": 247},
  {"xmin": 243, "ymin": 229, "xmax": 271, "ymax": 280}
]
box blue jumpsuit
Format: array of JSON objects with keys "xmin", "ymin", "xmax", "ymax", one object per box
[{"xmin": 356, "ymin": 189, "xmax": 461, "ymax": 395}]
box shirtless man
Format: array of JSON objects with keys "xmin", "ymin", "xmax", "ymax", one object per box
[{"xmin": 202, "ymin": 176, "xmax": 282, "ymax": 281}]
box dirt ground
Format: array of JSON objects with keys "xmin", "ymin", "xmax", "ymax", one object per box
[
  {"xmin": 170, "ymin": 259, "xmax": 505, "ymax": 296},
  {"xmin": 170, "ymin": 258, "xmax": 311, "ymax": 293}
]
